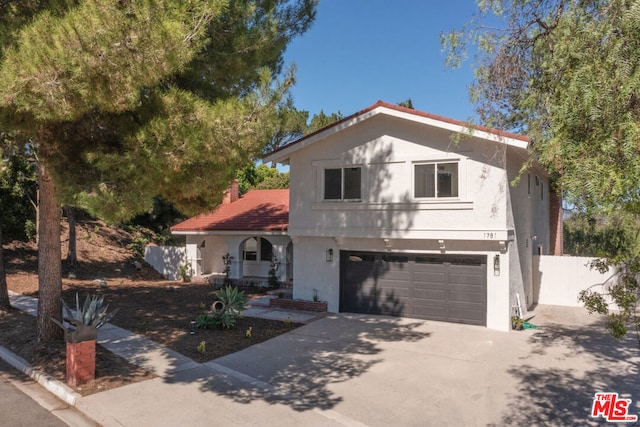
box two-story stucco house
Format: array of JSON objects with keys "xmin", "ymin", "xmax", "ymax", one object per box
[
  {"xmin": 172, "ymin": 101, "xmax": 562, "ymax": 332},
  {"xmin": 263, "ymin": 101, "xmax": 562, "ymax": 332}
]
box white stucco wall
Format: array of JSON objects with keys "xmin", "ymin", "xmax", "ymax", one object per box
[
  {"xmin": 293, "ymin": 235, "xmax": 512, "ymax": 330},
  {"xmin": 506, "ymin": 148, "xmax": 551, "ymax": 310},
  {"xmin": 185, "ymin": 233, "xmax": 291, "ymax": 281},
  {"xmin": 534, "ymin": 255, "xmax": 618, "ymax": 307},
  {"xmin": 281, "ymin": 112, "xmax": 537, "ymax": 332},
  {"xmin": 185, "ymin": 235, "xmax": 228, "ymax": 276},
  {"xmin": 144, "ymin": 245, "xmax": 186, "ymax": 280},
  {"xmin": 288, "ymin": 115, "xmax": 512, "ymax": 240}
]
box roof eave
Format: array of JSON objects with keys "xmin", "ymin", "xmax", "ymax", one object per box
[
  {"xmin": 171, "ymin": 229, "xmax": 289, "ymax": 236},
  {"xmin": 263, "ymin": 102, "xmax": 530, "ymax": 165}
]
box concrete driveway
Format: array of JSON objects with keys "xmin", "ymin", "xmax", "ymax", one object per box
[{"xmin": 79, "ymin": 305, "xmax": 639, "ymax": 427}]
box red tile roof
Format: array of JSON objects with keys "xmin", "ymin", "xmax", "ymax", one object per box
[{"xmin": 171, "ymin": 189, "xmax": 289, "ymax": 233}]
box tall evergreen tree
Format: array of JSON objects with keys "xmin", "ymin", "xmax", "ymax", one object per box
[
  {"xmin": 0, "ymin": 0, "xmax": 316, "ymax": 341},
  {"xmin": 307, "ymin": 110, "xmax": 344, "ymax": 134}
]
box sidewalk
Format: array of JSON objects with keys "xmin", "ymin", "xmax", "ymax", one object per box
[{"xmin": 3, "ymin": 291, "xmax": 333, "ymax": 427}]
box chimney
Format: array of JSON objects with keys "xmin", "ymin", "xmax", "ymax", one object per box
[{"xmin": 222, "ymin": 179, "xmax": 240, "ymax": 204}]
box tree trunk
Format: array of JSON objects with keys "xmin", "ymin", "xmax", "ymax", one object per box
[
  {"xmin": 36, "ymin": 160, "xmax": 63, "ymax": 342},
  {"xmin": 0, "ymin": 225, "xmax": 11, "ymax": 311},
  {"xmin": 64, "ymin": 205, "xmax": 77, "ymax": 269}
]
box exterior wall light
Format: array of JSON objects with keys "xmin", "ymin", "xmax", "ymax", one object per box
[
  {"xmin": 326, "ymin": 249, "xmax": 333, "ymax": 262},
  {"xmin": 493, "ymin": 254, "xmax": 500, "ymax": 276}
]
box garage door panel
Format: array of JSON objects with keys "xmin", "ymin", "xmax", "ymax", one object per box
[
  {"xmin": 377, "ymin": 284, "xmax": 412, "ymax": 298},
  {"xmin": 379, "ymin": 270, "xmax": 412, "ymax": 281},
  {"xmin": 412, "ymin": 304, "xmax": 447, "ymax": 319},
  {"xmin": 449, "ymin": 285, "xmax": 485, "ymax": 301},
  {"xmin": 413, "ymin": 271, "xmax": 447, "ymax": 283},
  {"xmin": 341, "ymin": 251, "xmax": 486, "ymax": 326},
  {"xmin": 449, "ymin": 273, "xmax": 484, "ymax": 285},
  {"xmin": 448, "ymin": 306, "xmax": 485, "ymax": 325},
  {"xmin": 413, "ymin": 288, "xmax": 446, "ymax": 300}
]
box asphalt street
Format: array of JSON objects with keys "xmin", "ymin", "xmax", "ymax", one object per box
[{"xmin": 0, "ymin": 358, "xmax": 69, "ymax": 427}]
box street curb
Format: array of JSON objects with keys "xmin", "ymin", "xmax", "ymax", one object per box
[{"xmin": 0, "ymin": 345, "xmax": 80, "ymax": 406}]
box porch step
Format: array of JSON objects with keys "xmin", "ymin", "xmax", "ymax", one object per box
[
  {"xmin": 266, "ymin": 288, "xmax": 293, "ymax": 298},
  {"xmin": 246, "ymin": 295, "xmax": 278, "ymax": 307}
]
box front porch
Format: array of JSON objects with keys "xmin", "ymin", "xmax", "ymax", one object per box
[{"xmin": 185, "ymin": 233, "xmax": 293, "ymax": 286}]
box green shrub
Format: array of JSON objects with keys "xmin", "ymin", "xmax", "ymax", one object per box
[
  {"xmin": 214, "ymin": 285, "xmax": 248, "ymax": 316},
  {"xmin": 195, "ymin": 286, "xmax": 248, "ymax": 330},
  {"xmin": 24, "ymin": 219, "xmax": 36, "ymax": 241},
  {"xmin": 178, "ymin": 262, "xmax": 192, "ymax": 282},
  {"xmin": 268, "ymin": 256, "xmax": 280, "ymax": 287},
  {"xmin": 196, "ymin": 314, "xmax": 218, "ymax": 329}
]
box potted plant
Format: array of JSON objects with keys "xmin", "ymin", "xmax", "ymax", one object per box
[
  {"xmin": 52, "ymin": 294, "xmax": 118, "ymax": 386},
  {"xmin": 511, "ymin": 315, "xmax": 524, "ymax": 331}
]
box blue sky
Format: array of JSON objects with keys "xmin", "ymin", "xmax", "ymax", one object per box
[{"xmin": 283, "ymin": 1, "xmax": 480, "ymax": 122}]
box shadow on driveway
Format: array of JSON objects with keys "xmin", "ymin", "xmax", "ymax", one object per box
[
  {"xmin": 494, "ymin": 307, "xmax": 640, "ymax": 426},
  {"xmin": 166, "ymin": 314, "xmax": 431, "ymax": 412}
]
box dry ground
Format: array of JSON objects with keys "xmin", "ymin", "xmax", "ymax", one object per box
[{"xmin": 0, "ymin": 220, "xmax": 300, "ymax": 396}]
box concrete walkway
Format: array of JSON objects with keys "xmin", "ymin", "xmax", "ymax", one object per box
[
  {"xmin": 3, "ymin": 292, "xmax": 331, "ymax": 425},
  {"xmin": 3, "ymin": 292, "xmax": 639, "ymax": 426}
]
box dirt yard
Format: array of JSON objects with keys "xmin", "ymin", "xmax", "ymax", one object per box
[{"xmin": 0, "ymin": 220, "xmax": 300, "ymax": 396}]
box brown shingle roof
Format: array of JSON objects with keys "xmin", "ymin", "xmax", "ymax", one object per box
[{"xmin": 171, "ymin": 189, "xmax": 288, "ymax": 233}]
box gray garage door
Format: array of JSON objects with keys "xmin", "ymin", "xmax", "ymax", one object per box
[{"xmin": 340, "ymin": 251, "xmax": 487, "ymax": 326}]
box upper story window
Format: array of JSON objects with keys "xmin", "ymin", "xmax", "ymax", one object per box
[
  {"xmin": 414, "ymin": 162, "xmax": 459, "ymax": 198},
  {"xmin": 324, "ymin": 167, "xmax": 361, "ymax": 200}
]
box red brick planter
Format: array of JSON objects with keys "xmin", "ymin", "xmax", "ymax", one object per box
[
  {"xmin": 66, "ymin": 340, "xmax": 96, "ymax": 386},
  {"xmin": 269, "ymin": 298, "xmax": 328, "ymax": 312}
]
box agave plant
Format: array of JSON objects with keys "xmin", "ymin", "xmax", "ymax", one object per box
[
  {"xmin": 213, "ymin": 286, "xmax": 248, "ymax": 316},
  {"xmin": 51, "ymin": 293, "xmax": 119, "ymax": 336}
]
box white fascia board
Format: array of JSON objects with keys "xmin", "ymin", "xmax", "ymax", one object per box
[
  {"xmin": 171, "ymin": 230, "xmax": 288, "ymax": 237},
  {"xmin": 263, "ymin": 109, "xmax": 381, "ymax": 164},
  {"xmin": 264, "ymin": 105, "xmax": 529, "ymax": 164},
  {"xmin": 378, "ymin": 107, "xmax": 530, "ymax": 151}
]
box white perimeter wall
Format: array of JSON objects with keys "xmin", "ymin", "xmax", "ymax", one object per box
[
  {"xmin": 534, "ymin": 255, "xmax": 617, "ymax": 307},
  {"xmin": 144, "ymin": 245, "xmax": 186, "ymax": 280}
]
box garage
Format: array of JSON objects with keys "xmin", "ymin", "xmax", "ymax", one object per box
[{"xmin": 340, "ymin": 251, "xmax": 487, "ymax": 326}]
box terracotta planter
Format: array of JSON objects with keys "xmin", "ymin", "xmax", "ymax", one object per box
[{"xmin": 66, "ymin": 339, "xmax": 96, "ymax": 386}]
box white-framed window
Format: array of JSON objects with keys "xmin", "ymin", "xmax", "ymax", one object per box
[
  {"xmin": 414, "ymin": 162, "xmax": 459, "ymax": 198},
  {"xmin": 324, "ymin": 166, "xmax": 362, "ymax": 200},
  {"xmin": 242, "ymin": 237, "xmax": 273, "ymax": 261}
]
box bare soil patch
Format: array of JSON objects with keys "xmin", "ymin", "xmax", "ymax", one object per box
[{"xmin": 1, "ymin": 219, "xmax": 300, "ymax": 396}]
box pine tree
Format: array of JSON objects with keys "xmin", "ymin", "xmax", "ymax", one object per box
[{"xmin": 0, "ymin": 0, "xmax": 316, "ymax": 341}]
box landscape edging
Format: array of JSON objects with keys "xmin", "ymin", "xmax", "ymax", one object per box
[{"xmin": 0, "ymin": 345, "xmax": 80, "ymax": 406}]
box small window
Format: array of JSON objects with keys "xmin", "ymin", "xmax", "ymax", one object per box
[
  {"xmin": 527, "ymin": 173, "xmax": 531, "ymax": 195},
  {"xmin": 243, "ymin": 237, "xmax": 257, "ymax": 261},
  {"xmin": 415, "ymin": 162, "xmax": 459, "ymax": 198},
  {"xmin": 541, "ymin": 182, "xmax": 544, "ymax": 201},
  {"xmin": 242, "ymin": 237, "xmax": 273, "ymax": 261},
  {"xmin": 324, "ymin": 167, "xmax": 361, "ymax": 200}
]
